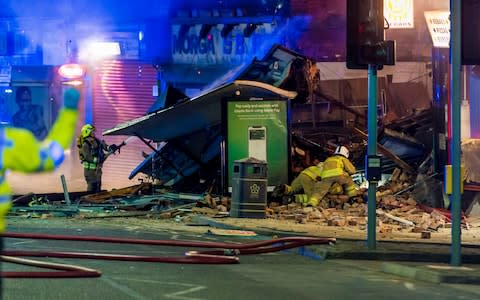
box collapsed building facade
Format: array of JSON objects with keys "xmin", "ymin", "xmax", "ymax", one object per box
[
  {"xmin": 0, "ymin": 0, "xmax": 478, "ymax": 217},
  {"xmin": 104, "ymin": 44, "xmax": 430, "ymax": 200},
  {"xmin": 100, "ymin": 0, "xmax": 447, "ymax": 212}
]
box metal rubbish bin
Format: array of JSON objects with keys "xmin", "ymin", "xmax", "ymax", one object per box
[{"xmin": 230, "ymin": 157, "xmax": 268, "ymax": 218}]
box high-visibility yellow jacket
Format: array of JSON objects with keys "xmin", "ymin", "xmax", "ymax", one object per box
[
  {"xmin": 0, "ymin": 107, "xmax": 78, "ymax": 232},
  {"xmin": 300, "ymin": 164, "xmax": 323, "ymax": 181},
  {"xmin": 321, "ymin": 155, "xmax": 356, "ymax": 179}
]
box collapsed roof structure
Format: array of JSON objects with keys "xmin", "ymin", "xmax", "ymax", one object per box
[{"xmin": 104, "ymin": 44, "xmax": 431, "ymax": 194}]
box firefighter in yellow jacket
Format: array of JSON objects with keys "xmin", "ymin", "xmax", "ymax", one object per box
[
  {"xmin": 0, "ymin": 88, "xmax": 81, "ymax": 233},
  {"xmin": 273, "ymin": 162, "xmax": 325, "ymax": 207},
  {"xmin": 317, "ymin": 145, "xmax": 358, "ymax": 201}
]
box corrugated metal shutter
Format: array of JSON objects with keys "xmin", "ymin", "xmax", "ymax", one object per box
[{"xmin": 93, "ymin": 60, "xmax": 157, "ymax": 190}]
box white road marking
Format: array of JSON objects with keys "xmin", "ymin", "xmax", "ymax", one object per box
[
  {"xmin": 164, "ymin": 285, "xmax": 206, "ymax": 300},
  {"xmin": 101, "ymin": 276, "xmax": 150, "ymax": 300},
  {"xmin": 404, "ymin": 282, "xmax": 416, "ymax": 290},
  {"xmin": 9, "ymin": 240, "xmax": 35, "ymax": 246},
  {"xmin": 50, "ymin": 259, "xmax": 150, "ymax": 300},
  {"xmin": 114, "ymin": 277, "xmax": 207, "ymax": 300}
]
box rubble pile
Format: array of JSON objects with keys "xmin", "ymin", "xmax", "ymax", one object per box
[
  {"xmin": 200, "ymin": 193, "xmax": 229, "ymax": 211},
  {"xmin": 184, "ymin": 167, "xmax": 467, "ymax": 240},
  {"xmin": 264, "ymin": 199, "xmax": 461, "ymax": 238},
  {"xmin": 261, "ymin": 168, "xmax": 469, "ymax": 238}
]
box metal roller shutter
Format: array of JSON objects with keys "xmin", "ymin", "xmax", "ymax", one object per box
[{"xmin": 93, "ymin": 60, "xmax": 157, "ymax": 190}]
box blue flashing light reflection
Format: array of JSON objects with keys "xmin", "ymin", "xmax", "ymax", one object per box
[
  {"xmin": 434, "ymin": 85, "xmax": 441, "ymax": 103},
  {"xmin": 139, "ymin": 31, "xmax": 144, "ymax": 41}
]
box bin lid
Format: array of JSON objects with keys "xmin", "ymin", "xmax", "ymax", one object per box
[{"xmin": 234, "ymin": 157, "xmax": 267, "ymax": 164}]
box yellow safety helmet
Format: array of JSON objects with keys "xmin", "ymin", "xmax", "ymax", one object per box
[{"xmin": 81, "ymin": 124, "xmax": 95, "ymax": 138}]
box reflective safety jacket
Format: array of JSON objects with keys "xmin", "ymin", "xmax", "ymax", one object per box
[
  {"xmin": 321, "ymin": 155, "xmax": 356, "ymax": 179},
  {"xmin": 300, "ymin": 164, "xmax": 323, "ymax": 181},
  {"xmin": 0, "ymin": 107, "xmax": 78, "ymax": 232},
  {"xmin": 80, "ymin": 136, "xmax": 109, "ymax": 170}
]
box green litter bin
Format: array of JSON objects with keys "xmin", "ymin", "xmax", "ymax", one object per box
[{"xmin": 230, "ymin": 157, "xmax": 268, "ymax": 218}]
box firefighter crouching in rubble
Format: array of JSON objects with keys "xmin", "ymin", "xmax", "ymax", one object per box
[
  {"xmin": 0, "ymin": 88, "xmax": 80, "ymax": 253},
  {"xmin": 272, "ymin": 160, "xmax": 326, "ymax": 207},
  {"xmin": 315, "ymin": 145, "xmax": 358, "ymax": 203}
]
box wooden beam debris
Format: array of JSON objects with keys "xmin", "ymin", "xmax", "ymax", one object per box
[
  {"xmin": 79, "ymin": 183, "xmax": 153, "ymax": 203},
  {"xmin": 376, "ymin": 209, "xmax": 414, "ymax": 227},
  {"xmin": 353, "ymin": 127, "xmax": 416, "ymax": 174}
]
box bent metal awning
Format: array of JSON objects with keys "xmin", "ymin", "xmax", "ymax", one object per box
[{"xmin": 103, "ymin": 80, "xmax": 297, "ymax": 142}]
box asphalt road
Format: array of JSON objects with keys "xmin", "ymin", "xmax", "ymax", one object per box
[{"xmin": 1, "ymin": 219, "xmax": 479, "ymax": 300}]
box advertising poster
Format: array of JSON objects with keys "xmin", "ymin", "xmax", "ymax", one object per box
[
  {"xmin": 226, "ymin": 99, "xmax": 289, "ymax": 191},
  {"xmin": 0, "ymin": 86, "xmax": 55, "ymax": 139}
]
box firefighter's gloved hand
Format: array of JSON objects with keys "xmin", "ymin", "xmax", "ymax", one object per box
[
  {"xmin": 108, "ymin": 144, "xmax": 119, "ymax": 153},
  {"xmin": 271, "ymin": 184, "xmax": 286, "ymax": 198},
  {"xmin": 108, "ymin": 142, "xmax": 126, "ymax": 154},
  {"xmin": 64, "ymin": 88, "xmax": 81, "ymax": 109}
]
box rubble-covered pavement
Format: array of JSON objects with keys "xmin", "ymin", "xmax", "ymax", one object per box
[
  {"xmin": 5, "ymin": 214, "xmax": 480, "ymax": 262},
  {"xmin": 6, "ymin": 179, "xmax": 480, "ymax": 291},
  {"xmin": 4, "ymin": 218, "xmax": 480, "ymax": 300},
  {"xmin": 8, "ymin": 180, "xmax": 480, "ymax": 246}
]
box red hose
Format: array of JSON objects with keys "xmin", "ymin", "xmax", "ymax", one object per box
[
  {"xmin": 2, "ymin": 250, "xmax": 239, "ymax": 264},
  {"xmin": 1, "ymin": 255, "xmax": 102, "ymax": 278},
  {"xmin": 1, "ymin": 232, "xmax": 335, "ymax": 278},
  {"xmin": 2, "ymin": 232, "xmax": 335, "ymax": 249},
  {"xmin": 187, "ymin": 240, "xmax": 322, "ymax": 256}
]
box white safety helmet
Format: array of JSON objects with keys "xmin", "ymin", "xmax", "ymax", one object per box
[{"xmin": 334, "ymin": 146, "xmax": 349, "ymax": 158}]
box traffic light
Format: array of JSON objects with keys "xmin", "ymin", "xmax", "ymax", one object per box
[
  {"xmin": 346, "ymin": 0, "xmax": 394, "ymax": 69},
  {"xmin": 360, "ymin": 40, "xmax": 396, "ymax": 66}
]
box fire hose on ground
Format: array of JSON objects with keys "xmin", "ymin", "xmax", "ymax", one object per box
[{"xmin": 0, "ymin": 232, "xmax": 335, "ymax": 278}]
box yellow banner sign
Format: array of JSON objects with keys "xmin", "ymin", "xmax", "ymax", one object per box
[{"xmin": 384, "ymin": 0, "xmax": 414, "ymax": 28}]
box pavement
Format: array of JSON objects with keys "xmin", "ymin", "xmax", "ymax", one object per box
[
  {"xmin": 189, "ymin": 215, "xmax": 480, "ymax": 285},
  {"xmin": 5, "ymin": 213, "xmax": 480, "ymax": 286},
  {"xmin": 382, "ymin": 262, "xmax": 480, "ymax": 284}
]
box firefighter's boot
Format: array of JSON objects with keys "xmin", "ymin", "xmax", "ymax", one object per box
[{"xmin": 294, "ymin": 194, "xmax": 309, "ymax": 206}]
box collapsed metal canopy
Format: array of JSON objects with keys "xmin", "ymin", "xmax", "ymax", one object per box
[{"xmin": 103, "ymin": 80, "xmax": 297, "ymax": 142}]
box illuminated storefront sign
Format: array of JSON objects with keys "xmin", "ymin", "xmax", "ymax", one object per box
[
  {"xmin": 384, "ymin": 0, "xmax": 414, "ymax": 28},
  {"xmin": 424, "ymin": 11, "xmax": 450, "ymax": 48},
  {"xmin": 171, "ymin": 23, "xmax": 275, "ymax": 65}
]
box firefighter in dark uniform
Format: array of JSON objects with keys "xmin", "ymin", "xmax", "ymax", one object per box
[
  {"xmin": 77, "ymin": 124, "xmax": 125, "ymax": 193},
  {"xmin": 77, "ymin": 124, "xmax": 110, "ymax": 193}
]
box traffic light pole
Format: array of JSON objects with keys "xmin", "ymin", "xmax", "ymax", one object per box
[
  {"xmin": 450, "ymin": 0, "xmax": 462, "ymax": 266},
  {"xmin": 367, "ymin": 64, "xmax": 378, "ymax": 250}
]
